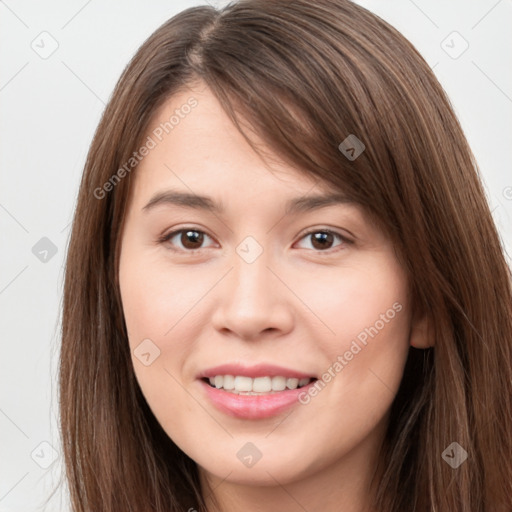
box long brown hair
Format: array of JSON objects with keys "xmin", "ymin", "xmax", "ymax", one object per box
[{"xmin": 59, "ymin": 0, "xmax": 512, "ymax": 510}]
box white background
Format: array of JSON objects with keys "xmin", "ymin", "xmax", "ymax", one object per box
[{"xmin": 1, "ymin": 0, "xmax": 511, "ymax": 510}]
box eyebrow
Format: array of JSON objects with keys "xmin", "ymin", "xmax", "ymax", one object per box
[{"xmin": 142, "ymin": 189, "xmax": 353, "ymax": 215}]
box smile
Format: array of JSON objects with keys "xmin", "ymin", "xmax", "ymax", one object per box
[
  {"xmin": 204, "ymin": 375, "xmax": 315, "ymax": 394},
  {"xmin": 199, "ymin": 377, "xmax": 319, "ymax": 419}
]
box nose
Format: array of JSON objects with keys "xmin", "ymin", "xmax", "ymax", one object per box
[{"xmin": 210, "ymin": 248, "xmax": 295, "ymax": 341}]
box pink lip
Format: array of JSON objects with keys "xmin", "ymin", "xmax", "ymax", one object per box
[
  {"xmin": 197, "ymin": 363, "xmax": 316, "ymax": 380},
  {"xmin": 198, "ymin": 379, "xmax": 317, "ymax": 420}
]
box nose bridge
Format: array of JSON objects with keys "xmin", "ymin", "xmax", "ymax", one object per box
[
  {"xmin": 229, "ymin": 236, "xmax": 275, "ymax": 311},
  {"xmin": 211, "ymin": 235, "xmax": 294, "ymax": 339},
  {"xmin": 237, "ymin": 247, "xmax": 269, "ymax": 291}
]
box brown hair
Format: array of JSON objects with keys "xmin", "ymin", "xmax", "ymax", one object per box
[{"xmin": 59, "ymin": 0, "xmax": 512, "ymax": 510}]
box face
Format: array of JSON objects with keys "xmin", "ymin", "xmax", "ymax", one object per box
[{"xmin": 118, "ymin": 83, "xmax": 418, "ymax": 491}]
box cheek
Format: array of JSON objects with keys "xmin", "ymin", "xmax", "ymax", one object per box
[
  {"xmin": 299, "ymin": 259, "xmax": 409, "ymax": 343},
  {"xmin": 119, "ymin": 250, "xmax": 203, "ymax": 432},
  {"xmin": 120, "ymin": 272, "xmax": 176, "ymax": 346},
  {"xmin": 119, "ymin": 245, "xmax": 216, "ymax": 404},
  {"xmin": 119, "ymin": 247, "xmax": 208, "ymax": 347},
  {"xmin": 298, "ymin": 259, "xmax": 411, "ymax": 396}
]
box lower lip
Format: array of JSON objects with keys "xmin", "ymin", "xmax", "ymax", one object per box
[{"xmin": 198, "ymin": 379, "xmax": 317, "ymax": 420}]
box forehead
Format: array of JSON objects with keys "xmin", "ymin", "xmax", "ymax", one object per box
[
  {"xmin": 119, "ymin": 86, "xmax": 390, "ymax": 251},
  {"xmin": 124, "ymin": 83, "xmax": 387, "ymax": 246},
  {"xmin": 130, "ymin": 84, "xmax": 326, "ymax": 208}
]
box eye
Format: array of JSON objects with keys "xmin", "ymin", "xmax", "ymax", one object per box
[
  {"xmin": 158, "ymin": 228, "xmax": 216, "ymax": 252},
  {"xmin": 158, "ymin": 227, "xmax": 351, "ymax": 254},
  {"xmin": 294, "ymin": 228, "xmax": 350, "ymax": 252}
]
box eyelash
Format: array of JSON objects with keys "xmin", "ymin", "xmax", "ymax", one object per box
[{"xmin": 157, "ymin": 227, "xmax": 352, "ymax": 255}]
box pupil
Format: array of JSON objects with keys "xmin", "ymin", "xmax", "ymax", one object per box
[
  {"xmin": 312, "ymin": 232, "xmax": 332, "ymax": 250},
  {"xmin": 182, "ymin": 230, "xmax": 203, "ymax": 249}
]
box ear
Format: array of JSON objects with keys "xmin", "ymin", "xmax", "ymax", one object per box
[{"xmin": 410, "ymin": 312, "xmax": 434, "ymax": 348}]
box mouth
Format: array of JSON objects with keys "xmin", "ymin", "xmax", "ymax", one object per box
[
  {"xmin": 196, "ymin": 363, "xmax": 319, "ymax": 418},
  {"xmin": 198, "ymin": 374, "xmax": 319, "ymax": 419},
  {"xmin": 201, "ymin": 375, "xmax": 318, "ymax": 395}
]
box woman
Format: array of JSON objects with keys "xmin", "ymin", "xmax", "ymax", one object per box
[{"xmin": 60, "ymin": 0, "xmax": 512, "ymax": 510}]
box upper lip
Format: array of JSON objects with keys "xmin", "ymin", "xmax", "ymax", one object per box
[{"xmin": 197, "ymin": 363, "xmax": 317, "ymax": 380}]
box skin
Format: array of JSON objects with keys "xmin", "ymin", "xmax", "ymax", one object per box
[{"xmin": 118, "ymin": 82, "xmax": 430, "ymax": 512}]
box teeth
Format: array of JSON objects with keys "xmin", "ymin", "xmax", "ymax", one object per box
[
  {"xmin": 271, "ymin": 376, "xmax": 287, "ymax": 391},
  {"xmin": 206, "ymin": 375, "xmax": 313, "ymax": 393},
  {"xmin": 251, "ymin": 376, "xmax": 270, "ymax": 392},
  {"xmin": 234, "ymin": 376, "xmax": 253, "ymax": 392},
  {"xmin": 223, "ymin": 375, "xmax": 235, "ymax": 390}
]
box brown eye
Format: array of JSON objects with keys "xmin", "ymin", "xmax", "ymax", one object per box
[
  {"xmin": 295, "ymin": 229, "xmax": 348, "ymax": 252},
  {"xmin": 180, "ymin": 230, "xmax": 204, "ymax": 249},
  {"xmin": 160, "ymin": 228, "xmax": 215, "ymax": 252},
  {"xmin": 310, "ymin": 231, "xmax": 335, "ymax": 250}
]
